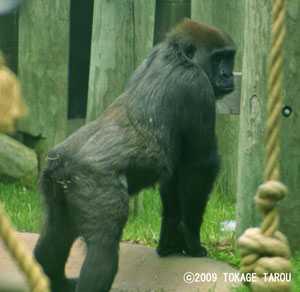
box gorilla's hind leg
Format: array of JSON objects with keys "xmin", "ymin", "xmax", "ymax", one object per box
[
  {"xmin": 34, "ymin": 215, "xmax": 77, "ymax": 292},
  {"xmin": 77, "ymin": 239, "xmax": 120, "ymax": 292},
  {"xmin": 157, "ymin": 174, "xmax": 186, "ymax": 257},
  {"xmin": 74, "ymin": 174, "xmax": 129, "ymax": 292},
  {"xmin": 34, "ymin": 175, "xmax": 78, "ymax": 292}
]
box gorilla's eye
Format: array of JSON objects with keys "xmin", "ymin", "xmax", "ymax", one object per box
[
  {"xmin": 185, "ymin": 44, "xmax": 196, "ymax": 59},
  {"xmin": 212, "ymin": 53, "xmax": 223, "ymax": 63}
]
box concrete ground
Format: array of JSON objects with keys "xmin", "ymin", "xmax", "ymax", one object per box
[{"xmin": 0, "ymin": 232, "xmax": 241, "ymax": 292}]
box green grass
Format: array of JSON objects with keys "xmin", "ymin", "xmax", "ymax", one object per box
[
  {"xmin": 0, "ymin": 181, "xmax": 299, "ymax": 290},
  {"xmin": 0, "ymin": 182, "xmax": 41, "ymax": 232},
  {"xmin": 0, "ymin": 181, "xmax": 238, "ymax": 263},
  {"xmin": 291, "ymin": 251, "xmax": 300, "ymax": 292},
  {"xmin": 123, "ymin": 184, "xmax": 238, "ymax": 265},
  {"xmin": 123, "ymin": 186, "xmax": 162, "ymax": 245}
]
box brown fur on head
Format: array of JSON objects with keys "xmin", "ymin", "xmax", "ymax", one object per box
[
  {"xmin": 0, "ymin": 52, "xmax": 27, "ymax": 132},
  {"xmin": 168, "ymin": 18, "xmax": 235, "ymax": 51}
]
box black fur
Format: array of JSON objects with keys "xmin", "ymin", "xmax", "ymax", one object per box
[{"xmin": 34, "ymin": 19, "xmax": 235, "ymax": 292}]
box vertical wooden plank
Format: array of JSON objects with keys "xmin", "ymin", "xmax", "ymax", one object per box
[
  {"xmin": 153, "ymin": 0, "xmax": 191, "ymax": 45},
  {"xmin": 87, "ymin": 0, "xmax": 155, "ymax": 123},
  {"xmin": 17, "ymin": 0, "xmax": 70, "ymax": 162},
  {"xmin": 237, "ymin": 0, "xmax": 300, "ymax": 253},
  {"xmin": 236, "ymin": 0, "xmax": 271, "ymax": 237},
  {"xmin": 133, "ymin": 0, "xmax": 156, "ymax": 66},
  {"xmin": 191, "ymin": 0, "xmax": 245, "ymax": 201},
  {"xmin": 277, "ymin": 0, "xmax": 300, "ymax": 252},
  {"xmin": 86, "ymin": 0, "xmax": 134, "ymax": 122}
]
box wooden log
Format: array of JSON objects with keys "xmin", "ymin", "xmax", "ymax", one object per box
[
  {"xmin": 236, "ymin": 0, "xmax": 271, "ymax": 239},
  {"xmin": 0, "ymin": 134, "xmax": 38, "ymax": 186},
  {"xmin": 278, "ymin": 0, "xmax": 300, "ymax": 253},
  {"xmin": 86, "ymin": 0, "xmax": 156, "ymax": 122},
  {"xmin": 17, "ymin": 0, "xmax": 70, "ymax": 166}
]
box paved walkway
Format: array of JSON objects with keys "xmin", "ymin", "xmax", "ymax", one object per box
[{"xmin": 0, "ymin": 232, "xmax": 241, "ymax": 292}]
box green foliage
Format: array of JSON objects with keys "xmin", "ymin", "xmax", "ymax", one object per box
[
  {"xmin": 122, "ymin": 186, "xmax": 162, "ymax": 246},
  {"xmin": 291, "ymin": 251, "xmax": 300, "ymax": 292},
  {"xmin": 0, "ymin": 182, "xmax": 41, "ymax": 232}
]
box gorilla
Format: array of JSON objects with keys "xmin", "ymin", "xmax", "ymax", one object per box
[{"xmin": 34, "ymin": 19, "xmax": 236, "ymax": 292}]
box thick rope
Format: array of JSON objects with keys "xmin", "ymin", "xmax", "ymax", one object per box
[
  {"xmin": 238, "ymin": 0, "xmax": 292, "ymax": 291},
  {"xmin": 0, "ymin": 53, "xmax": 27, "ymax": 132},
  {"xmin": 265, "ymin": 0, "xmax": 286, "ymax": 182},
  {"xmin": 0, "ymin": 52, "xmax": 50, "ymax": 292}
]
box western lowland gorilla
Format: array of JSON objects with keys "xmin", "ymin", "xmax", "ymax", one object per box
[{"xmin": 34, "ymin": 19, "xmax": 236, "ymax": 292}]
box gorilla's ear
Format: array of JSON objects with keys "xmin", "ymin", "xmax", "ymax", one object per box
[{"xmin": 184, "ymin": 44, "xmax": 197, "ymax": 59}]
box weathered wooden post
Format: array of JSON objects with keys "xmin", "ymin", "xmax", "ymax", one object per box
[
  {"xmin": 191, "ymin": 0, "xmax": 245, "ymax": 200},
  {"xmin": 86, "ymin": 0, "xmax": 155, "ymax": 122},
  {"xmin": 17, "ymin": 1, "xmax": 70, "ymax": 167},
  {"xmin": 236, "ymin": 0, "xmax": 300, "ymax": 252},
  {"xmin": 279, "ymin": 0, "xmax": 300, "ymax": 253}
]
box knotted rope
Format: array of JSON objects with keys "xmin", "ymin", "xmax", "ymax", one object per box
[
  {"xmin": 238, "ymin": 0, "xmax": 292, "ymax": 291},
  {"xmin": 0, "ymin": 52, "xmax": 50, "ymax": 291},
  {"xmin": 238, "ymin": 182, "xmax": 292, "ymax": 291}
]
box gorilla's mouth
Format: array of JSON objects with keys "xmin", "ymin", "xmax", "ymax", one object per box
[
  {"xmin": 223, "ymin": 87, "xmax": 234, "ymax": 92},
  {"xmin": 216, "ymin": 86, "xmax": 234, "ymax": 95}
]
